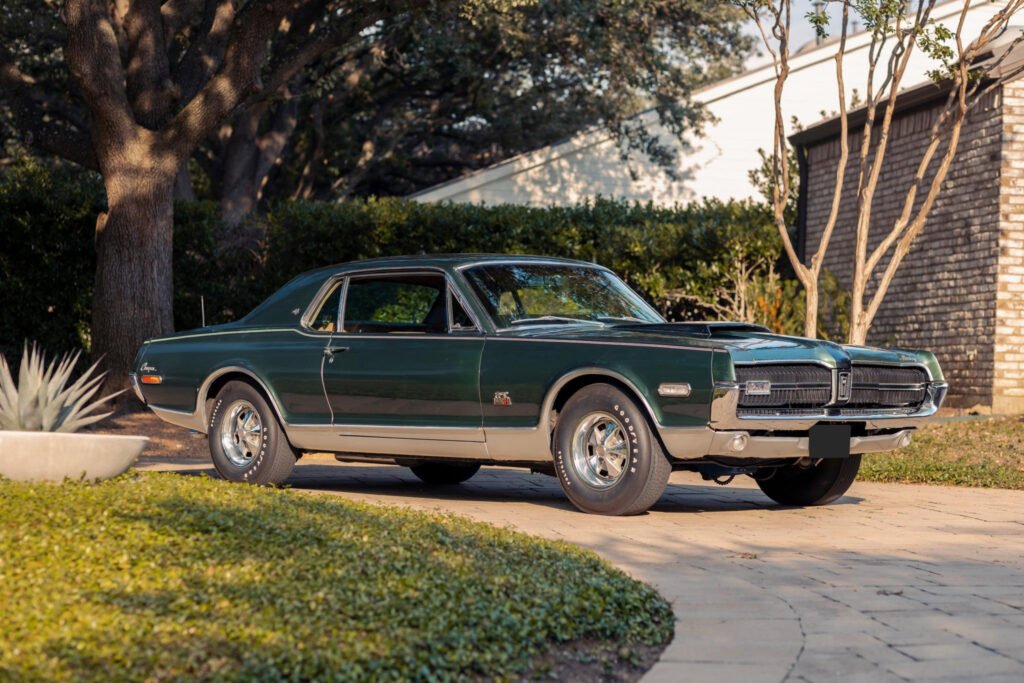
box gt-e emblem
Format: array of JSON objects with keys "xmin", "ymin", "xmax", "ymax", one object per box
[
  {"xmin": 745, "ymin": 380, "xmax": 771, "ymax": 396},
  {"xmin": 493, "ymin": 391, "xmax": 512, "ymax": 406},
  {"xmin": 837, "ymin": 371, "xmax": 852, "ymax": 402}
]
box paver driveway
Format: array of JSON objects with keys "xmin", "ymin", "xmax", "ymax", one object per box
[{"xmin": 140, "ymin": 457, "xmax": 1024, "ymax": 683}]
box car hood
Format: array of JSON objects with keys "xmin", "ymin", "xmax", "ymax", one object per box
[{"xmin": 500, "ymin": 321, "xmax": 936, "ymax": 374}]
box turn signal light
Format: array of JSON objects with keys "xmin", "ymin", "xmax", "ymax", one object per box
[{"xmin": 140, "ymin": 374, "xmax": 163, "ymax": 385}]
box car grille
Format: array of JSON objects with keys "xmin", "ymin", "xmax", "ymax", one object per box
[
  {"xmin": 736, "ymin": 365, "xmax": 832, "ymax": 409},
  {"xmin": 848, "ymin": 364, "xmax": 928, "ymax": 408},
  {"xmin": 735, "ymin": 363, "xmax": 929, "ymax": 415}
]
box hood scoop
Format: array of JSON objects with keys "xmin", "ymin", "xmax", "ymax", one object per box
[{"xmin": 640, "ymin": 322, "xmax": 771, "ymax": 337}]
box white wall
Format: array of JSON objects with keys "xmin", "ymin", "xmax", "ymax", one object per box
[{"xmin": 412, "ymin": 0, "xmax": 1008, "ymax": 207}]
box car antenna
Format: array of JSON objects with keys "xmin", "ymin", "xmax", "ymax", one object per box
[{"xmin": 200, "ymin": 295, "xmax": 206, "ymax": 328}]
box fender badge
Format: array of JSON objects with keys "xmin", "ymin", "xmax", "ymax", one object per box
[{"xmin": 493, "ymin": 391, "xmax": 512, "ymax": 406}]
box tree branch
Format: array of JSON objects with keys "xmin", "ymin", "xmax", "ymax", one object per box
[{"xmin": 64, "ymin": 0, "xmax": 139, "ymax": 157}]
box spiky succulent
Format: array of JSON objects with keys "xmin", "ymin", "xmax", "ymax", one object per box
[{"xmin": 0, "ymin": 344, "xmax": 123, "ymax": 433}]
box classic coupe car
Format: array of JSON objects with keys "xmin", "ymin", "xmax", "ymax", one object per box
[{"xmin": 131, "ymin": 255, "xmax": 947, "ymax": 515}]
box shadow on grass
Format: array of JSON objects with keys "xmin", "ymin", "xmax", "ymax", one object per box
[{"xmin": 7, "ymin": 478, "xmax": 670, "ymax": 681}]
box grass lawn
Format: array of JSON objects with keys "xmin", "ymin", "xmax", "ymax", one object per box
[
  {"xmin": 0, "ymin": 473, "xmax": 672, "ymax": 681},
  {"xmin": 862, "ymin": 416, "xmax": 1024, "ymax": 490}
]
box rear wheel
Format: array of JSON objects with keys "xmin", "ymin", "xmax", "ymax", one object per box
[
  {"xmin": 409, "ymin": 462, "xmax": 481, "ymax": 485},
  {"xmin": 552, "ymin": 384, "xmax": 671, "ymax": 515},
  {"xmin": 208, "ymin": 381, "xmax": 297, "ymax": 485},
  {"xmin": 755, "ymin": 455, "xmax": 861, "ymax": 506}
]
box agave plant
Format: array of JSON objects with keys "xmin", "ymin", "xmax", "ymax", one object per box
[{"xmin": 0, "ymin": 344, "xmax": 123, "ymax": 433}]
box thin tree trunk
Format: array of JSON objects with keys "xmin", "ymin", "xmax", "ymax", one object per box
[
  {"xmin": 173, "ymin": 162, "xmax": 195, "ymax": 200},
  {"xmin": 92, "ymin": 166, "xmax": 175, "ymax": 392},
  {"xmin": 220, "ymin": 105, "xmax": 263, "ymax": 225}
]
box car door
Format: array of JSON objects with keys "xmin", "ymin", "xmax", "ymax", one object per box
[
  {"xmin": 246, "ymin": 279, "xmax": 343, "ymax": 427},
  {"xmin": 321, "ymin": 270, "xmax": 487, "ymax": 457}
]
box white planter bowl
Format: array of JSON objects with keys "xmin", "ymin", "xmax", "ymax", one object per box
[{"xmin": 0, "ymin": 431, "xmax": 149, "ymax": 483}]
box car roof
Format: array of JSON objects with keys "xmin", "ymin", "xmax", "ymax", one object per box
[{"xmin": 308, "ymin": 253, "xmax": 602, "ymax": 276}]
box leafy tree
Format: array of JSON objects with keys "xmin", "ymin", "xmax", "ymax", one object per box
[
  {"xmin": 0, "ymin": 1, "xmax": 750, "ymax": 385},
  {"xmin": 737, "ymin": 0, "xmax": 1024, "ymax": 341}
]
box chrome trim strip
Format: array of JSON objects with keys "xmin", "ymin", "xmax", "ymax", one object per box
[
  {"xmin": 733, "ymin": 359, "xmax": 835, "ymax": 368},
  {"xmin": 487, "ymin": 336, "xmax": 722, "ymax": 354},
  {"xmin": 283, "ymin": 424, "xmax": 488, "ymax": 458},
  {"xmin": 454, "ymin": 258, "xmax": 613, "ymax": 273},
  {"xmin": 148, "ymin": 327, "xmax": 336, "ymax": 343}
]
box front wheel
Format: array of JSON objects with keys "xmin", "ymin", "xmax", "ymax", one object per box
[
  {"xmin": 208, "ymin": 381, "xmax": 297, "ymax": 485},
  {"xmin": 755, "ymin": 455, "xmax": 861, "ymax": 506},
  {"xmin": 552, "ymin": 384, "xmax": 672, "ymax": 515}
]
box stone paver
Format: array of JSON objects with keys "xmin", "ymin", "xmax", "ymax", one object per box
[{"xmin": 139, "ymin": 456, "xmax": 1024, "ymax": 682}]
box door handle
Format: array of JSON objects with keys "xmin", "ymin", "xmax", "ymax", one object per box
[{"xmin": 324, "ymin": 345, "xmax": 349, "ymax": 357}]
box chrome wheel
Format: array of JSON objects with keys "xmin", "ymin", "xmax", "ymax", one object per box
[
  {"xmin": 219, "ymin": 400, "xmax": 263, "ymax": 467},
  {"xmin": 571, "ymin": 411, "xmax": 630, "ymax": 489}
]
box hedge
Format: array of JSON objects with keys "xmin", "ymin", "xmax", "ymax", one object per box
[{"xmin": 0, "ymin": 160, "xmax": 792, "ymax": 359}]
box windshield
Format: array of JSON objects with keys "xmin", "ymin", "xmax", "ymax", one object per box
[{"xmin": 462, "ymin": 263, "xmax": 664, "ymax": 329}]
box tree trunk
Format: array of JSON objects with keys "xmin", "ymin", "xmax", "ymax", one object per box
[
  {"xmin": 803, "ymin": 283, "xmax": 818, "ymax": 339},
  {"xmin": 220, "ymin": 106, "xmax": 262, "ymax": 225},
  {"xmin": 849, "ymin": 313, "xmax": 870, "ymax": 346},
  {"xmin": 92, "ymin": 167, "xmax": 176, "ymax": 392}
]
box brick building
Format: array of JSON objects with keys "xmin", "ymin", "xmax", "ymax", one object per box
[{"xmin": 791, "ymin": 79, "xmax": 1024, "ymax": 413}]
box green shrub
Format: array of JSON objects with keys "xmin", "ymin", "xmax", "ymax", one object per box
[
  {"xmin": 1, "ymin": 160, "xmax": 835, "ymax": 352},
  {"xmin": 0, "ymin": 473, "xmax": 673, "ymax": 681},
  {"xmin": 0, "ymin": 160, "xmax": 102, "ymax": 360}
]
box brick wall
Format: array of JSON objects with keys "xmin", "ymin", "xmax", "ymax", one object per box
[
  {"xmin": 802, "ymin": 89, "xmax": 1003, "ymax": 408},
  {"xmin": 995, "ymin": 83, "xmax": 1024, "ymax": 413}
]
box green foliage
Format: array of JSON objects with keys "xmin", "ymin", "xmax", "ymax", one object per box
[
  {"xmin": 0, "ymin": 159, "xmax": 102, "ymax": 361},
  {"xmin": 0, "ymin": 344, "xmax": 119, "ymax": 432},
  {"xmin": 862, "ymin": 417, "xmax": 1024, "ymax": 490},
  {"xmin": 0, "ymin": 473, "xmax": 673, "ymax": 680},
  {"xmin": 1, "ymin": 161, "xmax": 831, "ymax": 348}
]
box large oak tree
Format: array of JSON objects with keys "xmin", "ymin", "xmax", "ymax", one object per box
[{"xmin": 1, "ymin": 0, "xmax": 748, "ymax": 386}]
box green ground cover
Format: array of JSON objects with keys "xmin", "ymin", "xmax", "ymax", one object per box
[
  {"xmin": 0, "ymin": 473, "xmax": 672, "ymax": 681},
  {"xmin": 862, "ymin": 416, "xmax": 1024, "ymax": 490}
]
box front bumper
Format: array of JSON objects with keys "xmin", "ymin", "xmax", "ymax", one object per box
[{"xmin": 658, "ymin": 381, "xmax": 947, "ymax": 461}]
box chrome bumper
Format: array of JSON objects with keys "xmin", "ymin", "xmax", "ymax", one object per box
[
  {"xmin": 128, "ymin": 373, "xmax": 146, "ymax": 404},
  {"xmin": 659, "ymin": 426, "xmax": 916, "ymax": 460},
  {"xmin": 708, "ymin": 381, "xmax": 948, "ymax": 431}
]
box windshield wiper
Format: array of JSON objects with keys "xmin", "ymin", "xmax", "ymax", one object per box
[
  {"xmin": 508, "ymin": 316, "xmax": 604, "ymax": 327},
  {"xmin": 597, "ymin": 316, "xmax": 649, "ymax": 325}
]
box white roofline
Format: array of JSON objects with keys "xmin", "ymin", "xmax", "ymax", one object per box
[{"xmin": 408, "ymin": 0, "xmax": 985, "ymax": 203}]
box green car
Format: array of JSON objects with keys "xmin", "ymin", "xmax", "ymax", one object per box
[{"xmin": 131, "ymin": 255, "xmax": 947, "ymax": 515}]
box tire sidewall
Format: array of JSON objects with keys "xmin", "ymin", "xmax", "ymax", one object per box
[
  {"xmin": 208, "ymin": 382, "xmax": 280, "ymax": 484},
  {"xmin": 553, "ymin": 386, "xmax": 657, "ymax": 514}
]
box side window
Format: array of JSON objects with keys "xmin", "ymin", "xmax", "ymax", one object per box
[
  {"xmin": 343, "ymin": 275, "xmax": 446, "ymax": 333},
  {"xmin": 450, "ymin": 290, "xmax": 476, "ymax": 331},
  {"xmin": 309, "ymin": 281, "xmax": 342, "ymax": 332}
]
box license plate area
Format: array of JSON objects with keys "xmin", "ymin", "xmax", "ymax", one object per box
[{"xmin": 809, "ymin": 424, "xmax": 852, "ymax": 459}]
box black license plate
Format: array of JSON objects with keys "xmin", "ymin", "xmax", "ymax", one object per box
[{"xmin": 809, "ymin": 424, "xmax": 852, "ymax": 459}]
